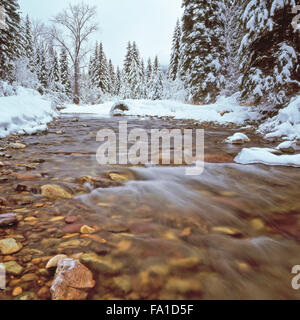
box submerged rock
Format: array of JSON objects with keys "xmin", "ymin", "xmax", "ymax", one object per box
[
  {"xmin": 41, "ymin": 184, "xmax": 73, "ymax": 199},
  {"xmin": 224, "ymin": 133, "xmax": 250, "ymax": 144},
  {"xmin": 46, "ymin": 254, "xmax": 68, "ymax": 269},
  {"xmin": 0, "ymin": 213, "xmax": 18, "ymax": 227},
  {"xmin": 4, "ymin": 261, "xmax": 24, "ymax": 275},
  {"xmin": 50, "ymin": 258, "xmax": 95, "ymax": 300},
  {"xmin": 9, "ymin": 142, "xmax": 26, "ymax": 149}
]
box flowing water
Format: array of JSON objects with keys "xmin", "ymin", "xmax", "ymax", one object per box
[{"xmin": 1, "ymin": 114, "xmax": 300, "ymax": 300}]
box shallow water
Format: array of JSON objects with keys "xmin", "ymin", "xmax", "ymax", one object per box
[{"xmin": 1, "ymin": 115, "xmax": 300, "ymax": 300}]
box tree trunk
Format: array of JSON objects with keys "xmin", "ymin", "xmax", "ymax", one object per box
[{"xmin": 73, "ymin": 60, "xmax": 80, "ymax": 104}]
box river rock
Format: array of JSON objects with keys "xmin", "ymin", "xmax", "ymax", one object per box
[
  {"xmin": 3, "ymin": 261, "xmax": 23, "ymax": 275},
  {"xmin": 46, "ymin": 254, "xmax": 68, "ymax": 269},
  {"xmin": 50, "ymin": 258, "xmax": 95, "ymax": 300},
  {"xmin": 80, "ymin": 225, "xmax": 96, "ymax": 234},
  {"xmin": 224, "ymin": 133, "xmax": 250, "ymax": 144},
  {"xmin": 63, "ymin": 223, "xmax": 84, "ymax": 234},
  {"xmin": 0, "ymin": 238, "xmax": 22, "ymax": 255},
  {"xmin": 41, "ymin": 184, "xmax": 73, "ymax": 199},
  {"xmin": 0, "ymin": 213, "xmax": 18, "ymax": 227},
  {"xmin": 9, "ymin": 142, "xmax": 26, "ymax": 149}
]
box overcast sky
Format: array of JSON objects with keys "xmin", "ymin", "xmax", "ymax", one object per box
[{"xmin": 18, "ymin": 0, "xmax": 183, "ymax": 67}]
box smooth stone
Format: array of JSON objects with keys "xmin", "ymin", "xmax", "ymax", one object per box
[
  {"xmin": 0, "ymin": 238, "xmax": 22, "ymax": 255},
  {"xmin": 63, "ymin": 223, "xmax": 84, "ymax": 234},
  {"xmin": 14, "ymin": 292, "xmax": 37, "ymax": 300},
  {"xmin": 80, "ymin": 225, "xmax": 96, "ymax": 234},
  {"xmin": 9, "ymin": 143, "xmax": 26, "ymax": 149},
  {"xmin": 21, "ymin": 273, "xmax": 39, "ymax": 282},
  {"xmin": 41, "ymin": 184, "xmax": 73, "ymax": 199},
  {"xmin": 4, "ymin": 261, "xmax": 24, "ymax": 275},
  {"xmin": 12, "ymin": 287, "xmax": 23, "ymax": 297},
  {"xmin": 65, "ymin": 216, "xmax": 80, "ymax": 224}
]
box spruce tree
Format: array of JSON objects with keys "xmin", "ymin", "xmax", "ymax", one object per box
[
  {"xmin": 181, "ymin": 0, "xmax": 226, "ymax": 103},
  {"xmin": 60, "ymin": 48, "xmax": 71, "ymax": 97},
  {"xmin": 114, "ymin": 66, "xmax": 122, "ymax": 96},
  {"xmin": 150, "ymin": 56, "xmax": 164, "ymax": 100},
  {"xmin": 168, "ymin": 19, "xmax": 182, "ymax": 81},
  {"xmin": 239, "ymin": 0, "xmax": 300, "ymax": 107},
  {"xmin": 108, "ymin": 59, "xmax": 115, "ymax": 95},
  {"xmin": 96, "ymin": 42, "xmax": 110, "ymax": 93}
]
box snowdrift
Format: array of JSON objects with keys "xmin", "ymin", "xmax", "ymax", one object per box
[{"xmin": 0, "ymin": 87, "xmax": 58, "ymax": 138}]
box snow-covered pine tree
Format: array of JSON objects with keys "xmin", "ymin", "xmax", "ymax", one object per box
[
  {"xmin": 145, "ymin": 57, "xmax": 153, "ymax": 98},
  {"xmin": 36, "ymin": 48, "xmax": 48, "ymax": 93},
  {"xmin": 168, "ymin": 19, "xmax": 182, "ymax": 81},
  {"xmin": 181, "ymin": 0, "xmax": 226, "ymax": 103},
  {"xmin": 149, "ymin": 56, "xmax": 164, "ymax": 100},
  {"xmin": 123, "ymin": 41, "xmax": 132, "ymax": 76},
  {"xmin": 88, "ymin": 42, "xmax": 99, "ymax": 87},
  {"xmin": 114, "ymin": 66, "xmax": 122, "ymax": 96},
  {"xmin": 96, "ymin": 42, "xmax": 109, "ymax": 93},
  {"xmin": 23, "ymin": 15, "xmax": 34, "ymax": 69},
  {"xmin": 60, "ymin": 48, "xmax": 71, "ymax": 97},
  {"xmin": 239, "ymin": 0, "xmax": 300, "ymax": 108},
  {"xmin": 108, "ymin": 59, "xmax": 115, "ymax": 95},
  {"xmin": 127, "ymin": 41, "xmax": 143, "ymax": 98},
  {"xmin": 48, "ymin": 46, "xmax": 60, "ymax": 92},
  {"xmin": 0, "ymin": 0, "xmax": 22, "ymax": 81}
]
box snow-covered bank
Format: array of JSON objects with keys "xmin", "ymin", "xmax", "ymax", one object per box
[
  {"xmin": 63, "ymin": 95, "xmax": 260, "ymax": 125},
  {"xmin": 0, "ymin": 87, "xmax": 58, "ymax": 138},
  {"xmin": 235, "ymin": 147, "xmax": 300, "ymax": 167},
  {"xmin": 258, "ymin": 96, "xmax": 300, "ymax": 140}
]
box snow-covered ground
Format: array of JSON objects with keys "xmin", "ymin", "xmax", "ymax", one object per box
[
  {"xmin": 63, "ymin": 95, "xmax": 260, "ymax": 125},
  {"xmin": 0, "ymin": 87, "xmax": 57, "ymax": 138}
]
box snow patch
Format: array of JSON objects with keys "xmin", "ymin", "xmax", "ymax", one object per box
[{"xmin": 0, "ymin": 86, "xmax": 58, "ymax": 138}]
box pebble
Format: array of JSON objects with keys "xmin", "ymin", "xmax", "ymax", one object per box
[
  {"xmin": 12, "ymin": 287, "xmax": 23, "ymax": 297},
  {"xmin": 80, "ymin": 225, "xmax": 96, "ymax": 234},
  {"xmin": 63, "ymin": 223, "xmax": 84, "ymax": 234},
  {"xmin": 46, "ymin": 254, "xmax": 68, "ymax": 269},
  {"xmin": 21, "ymin": 273, "xmax": 39, "ymax": 282},
  {"xmin": 3, "ymin": 261, "xmax": 24, "ymax": 275}
]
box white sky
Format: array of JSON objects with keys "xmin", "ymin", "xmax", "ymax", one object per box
[{"xmin": 18, "ymin": 0, "xmax": 183, "ymax": 67}]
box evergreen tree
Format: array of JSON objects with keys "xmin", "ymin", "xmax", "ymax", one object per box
[
  {"xmin": 0, "ymin": 0, "xmax": 22, "ymax": 81},
  {"xmin": 123, "ymin": 41, "xmax": 132, "ymax": 76},
  {"xmin": 89, "ymin": 42, "xmax": 99, "ymax": 87},
  {"xmin": 114, "ymin": 66, "xmax": 122, "ymax": 96},
  {"xmin": 48, "ymin": 47, "xmax": 60, "ymax": 91},
  {"xmin": 168, "ymin": 19, "xmax": 182, "ymax": 81},
  {"xmin": 181, "ymin": 0, "xmax": 226, "ymax": 103},
  {"xmin": 239, "ymin": 0, "xmax": 300, "ymax": 107},
  {"xmin": 149, "ymin": 56, "xmax": 164, "ymax": 100},
  {"xmin": 108, "ymin": 59, "xmax": 115, "ymax": 95},
  {"xmin": 23, "ymin": 15, "xmax": 34, "ymax": 68},
  {"xmin": 127, "ymin": 41, "xmax": 143, "ymax": 98},
  {"xmin": 96, "ymin": 42, "xmax": 110, "ymax": 93},
  {"xmin": 60, "ymin": 48, "xmax": 71, "ymax": 97},
  {"xmin": 36, "ymin": 48, "xmax": 48, "ymax": 93}
]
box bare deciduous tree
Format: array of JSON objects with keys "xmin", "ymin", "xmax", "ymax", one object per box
[{"xmin": 51, "ymin": 2, "xmax": 98, "ymax": 104}]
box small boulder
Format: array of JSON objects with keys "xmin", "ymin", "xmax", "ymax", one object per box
[
  {"xmin": 276, "ymin": 141, "xmax": 296, "ymax": 154},
  {"xmin": 110, "ymin": 102, "xmax": 129, "ymax": 116},
  {"xmin": 4, "ymin": 261, "xmax": 23, "ymax": 275},
  {"xmin": 50, "ymin": 258, "xmax": 95, "ymax": 300}
]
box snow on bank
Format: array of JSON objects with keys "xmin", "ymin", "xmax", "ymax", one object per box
[
  {"xmin": 0, "ymin": 87, "xmax": 57, "ymax": 138},
  {"xmin": 235, "ymin": 147, "xmax": 300, "ymax": 167},
  {"xmin": 258, "ymin": 96, "xmax": 300, "ymax": 140},
  {"xmin": 63, "ymin": 95, "xmax": 260, "ymax": 125}
]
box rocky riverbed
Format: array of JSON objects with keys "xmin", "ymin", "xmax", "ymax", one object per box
[{"xmin": 0, "ymin": 115, "xmax": 300, "ymax": 300}]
